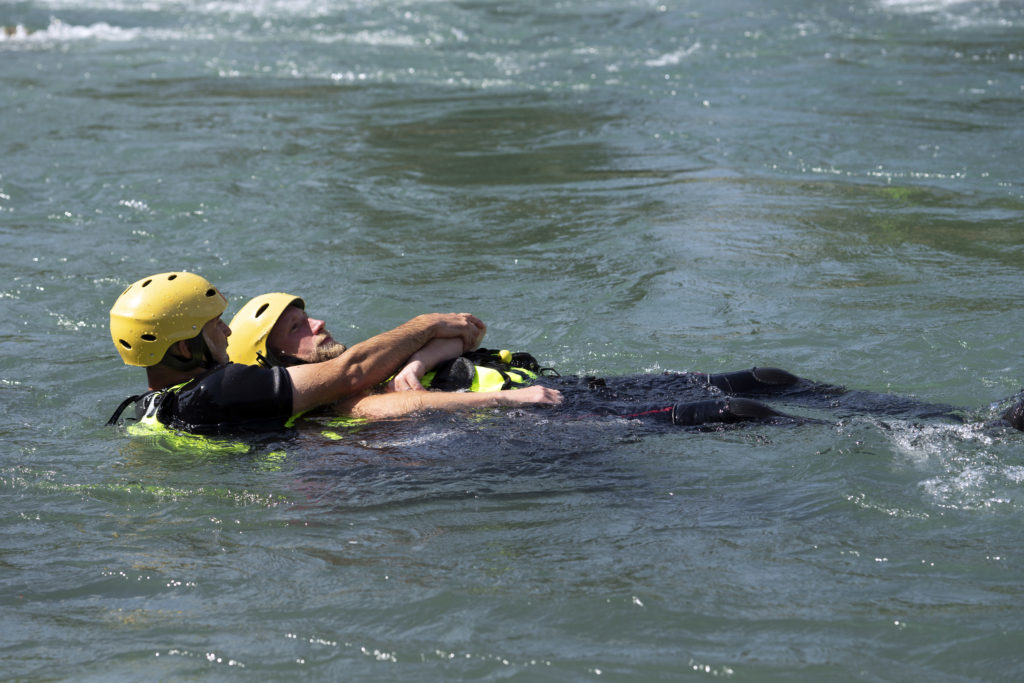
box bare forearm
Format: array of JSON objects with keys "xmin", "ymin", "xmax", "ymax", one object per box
[
  {"xmin": 341, "ymin": 391, "xmax": 517, "ymax": 419},
  {"xmin": 337, "ymin": 385, "xmax": 563, "ymax": 419},
  {"xmin": 338, "ymin": 319, "xmax": 442, "ymax": 389},
  {"xmin": 286, "ymin": 313, "xmax": 486, "ymax": 414},
  {"xmin": 409, "ymin": 337, "xmax": 463, "ymax": 370},
  {"xmin": 388, "ymin": 337, "xmax": 465, "ymax": 392}
]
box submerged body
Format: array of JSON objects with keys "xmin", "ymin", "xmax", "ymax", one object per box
[
  {"xmin": 109, "ymin": 355, "xmax": 969, "ymax": 438},
  {"xmin": 110, "ymin": 287, "xmax": 1003, "ymax": 437},
  {"xmin": 529, "ymin": 369, "xmax": 963, "ymax": 428},
  {"xmin": 110, "ymin": 363, "xmax": 798, "ymax": 434}
]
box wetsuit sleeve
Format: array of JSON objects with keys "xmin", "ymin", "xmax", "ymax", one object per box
[{"xmin": 171, "ymin": 363, "xmax": 294, "ymax": 432}]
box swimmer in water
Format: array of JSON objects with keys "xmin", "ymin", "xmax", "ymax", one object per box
[
  {"xmin": 105, "ymin": 272, "xmax": 504, "ymax": 433},
  {"xmin": 227, "ymin": 292, "xmax": 804, "ymax": 427},
  {"xmin": 230, "ymin": 292, "xmax": 1024, "ymax": 432}
]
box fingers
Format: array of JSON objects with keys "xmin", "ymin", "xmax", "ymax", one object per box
[
  {"xmin": 509, "ymin": 386, "xmax": 562, "ymax": 405},
  {"xmin": 542, "ymin": 387, "xmax": 563, "ymax": 405},
  {"xmin": 470, "ymin": 324, "xmax": 486, "ymax": 351},
  {"xmin": 412, "ymin": 312, "xmax": 487, "ymax": 352},
  {"xmin": 456, "ymin": 313, "xmax": 486, "ymax": 351},
  {"xmin": 391, "ymin": 370, "xmax": 426, "ymax": 392},
  {"xmin": 431, "ymin": 312, "xmax": 486, "ymax": 351}
]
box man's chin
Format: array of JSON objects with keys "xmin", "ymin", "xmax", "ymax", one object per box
[{"xmin": 311, "ymin": 342, "xmax": 346, "ymax": 363}]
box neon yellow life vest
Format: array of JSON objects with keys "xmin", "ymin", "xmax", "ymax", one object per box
[
  {"xmin": 122, "ymin": 381, "xmax": 254, "ymax": 455},
  {"xmin": 125, "ymin": 391, "xmax": 288, "ymax": 467},
  {"xmin": 417, "ymin": 349, "xmax": 549, "ymax": 393},
  {"xmin": 420, "ymin": 364, "xmax": 538, "ymax": 392}
]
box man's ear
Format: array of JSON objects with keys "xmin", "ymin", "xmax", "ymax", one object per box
[{"xmin": 172, "ymin": 339, "xmax": 193, "ymax": 360}]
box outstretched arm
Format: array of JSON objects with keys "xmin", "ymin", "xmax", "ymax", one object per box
[
  {"xmin": 285, "ymin": 313, "xmax": 485, "ymax": 415},
  {"xmin": 336, "ymin": 385, "xmax": 563, "ymax": 419},
  {"xmin": 387, "ymin": 337, "xmax": 464, "ymax": 392}
]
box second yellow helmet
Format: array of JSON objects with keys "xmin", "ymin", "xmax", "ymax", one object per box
[{"xmin": 227, "ymin": 293, "xmax": 305, "ymax": 366}]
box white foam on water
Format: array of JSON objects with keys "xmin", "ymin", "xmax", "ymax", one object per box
[
  {"xmin": 644, "ymin": 42, "xmax": 701, "ymax": 67},
  {"xmin": 888, "ymin": 420, "xmax": 994, "ymax": 461},
  {"xmin": 878, "ymin": 0, "xmax": 976, "ymax": 12},
  {"xmin": 882, "ymin": 418, "xmax": 1023, "ymax": 511},
  {"xmin": 355, "ymin": 427, "xmax": 461, "ymax": 451},
  {"xmin": 0, "ymin": 16, "xmax": 208, "ymax": 44},
  {"xmin": 920, "ymin": 461, "xmax": 1020, "ymax": 511},
  {"xmin": 26, "ymin": 0, "xmax": 388, "ymax": 19},
  {"xmin": 874, "ymin": 0, "xmax": 1017, "ymax": 29},
  {"xmin": 1, "ymin": 17, "xmax": 140, "ymax": 43}
]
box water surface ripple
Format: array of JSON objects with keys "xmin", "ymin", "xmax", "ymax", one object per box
[{"xmin": 2, "ymin": 0, "xmax": 1023, "ymax": 679}]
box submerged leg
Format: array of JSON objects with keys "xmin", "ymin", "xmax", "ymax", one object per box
[
  {"xmin": 701, "ymin": 366, "xmax": 800, "ymax": 394},
  {"xmin": 670, "ymin": 397, "xmax": 791, "ymax": 426}
]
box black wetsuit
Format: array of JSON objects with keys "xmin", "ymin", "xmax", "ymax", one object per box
[
  {"xmin": 422, "ymin": 357, "xmax": 808, "ymax": 427},
  {"xmin": 533, "ymin": 372, "xmax": 789, "ymax": 426},
  {"xmin": 109, "ymin": 360, "xmax": 977, "ymax": 436},
  {"xmin": 532, "ymin": 368, "xmax": 965, "ymax": 427},
  {"xmin": 422, "ymin": 355, "xmax": 966, "ymax": 428},
  {"xmin": 1002, "ymin": 399, "xmax": 1024, "ymax": 431},
  {"xmin": 118, "ymin": 363, "xmax": 294, "ymax": 434}
]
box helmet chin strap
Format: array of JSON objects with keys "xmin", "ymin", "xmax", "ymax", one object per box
[
  {"xmin": 199, "ymin": 329, "xmax": 226, "ymax": 369},
  {"xmin": 256, "ymin": 349, "xmax": 306, "ymax": 368},
  {"xmin": 160, "ymin": 334, "xmax": 217, "ymax": 372}
]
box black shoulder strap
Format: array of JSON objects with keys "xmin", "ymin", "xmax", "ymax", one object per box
[{"xmin": 106, "ymin": 394, "xmax": 145, "ymax": 426}]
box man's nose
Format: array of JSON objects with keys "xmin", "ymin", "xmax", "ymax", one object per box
[{"xmin": 309, "ymin": 317, "xmax": 325, "ymax": 334}]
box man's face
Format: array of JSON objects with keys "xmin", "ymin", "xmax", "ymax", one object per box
[
  {"xmin": 268, "ymin": 306, "xmax": 344, "ymax": 363},
  {"xmin": 201, "ymin": 316, "xmax": 231, "ymax": 365}
]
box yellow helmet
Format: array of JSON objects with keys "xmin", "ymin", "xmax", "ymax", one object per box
[
  {"xmin": 227, "ymin": 293, "xmax": 304, "ymax": 367},
  {"xmin": 110, "ymin": 272, "xmax": 227, "ymax": 367}
]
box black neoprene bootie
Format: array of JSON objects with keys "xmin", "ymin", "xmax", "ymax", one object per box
[
  {"xmin": 704, "ymin": 366, "xmax": 799, "ymax": 394},
  {"xmin": 1003, "ymin": 401, "xmax": 1024, "ymax": 432},
  {"xmin": 725, "ymin": 397, "xmax": 788, "ymax": 420},
  {"xmin": 671, "ymin": 397, "xmax": 787, "ymax": 426},
  {"xmin": 671, "ymin": 399, "xmax": 729, "ymax": 425}
]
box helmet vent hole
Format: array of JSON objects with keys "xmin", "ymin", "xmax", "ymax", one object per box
[
  {"xmin": 141, "ymin": 279, "xmax": 152, "ymax": 287},
  {"xmin": 205, "ymin": 288, "xmax": 216, "ymax": 297},
  {"xmin": 141, "ymin": 333, "xmax": 157, "ymax": 342},
  {"xmin": 118, "ymin": 339, "xmax": 132, "ymax": 350},
  {"xmin": 167, "ymin": 274, "xmax": 178, "ymax": 281},
  {"xmin": 255, "ymin": 303, "xmax": 270, "ymax": 318}
]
